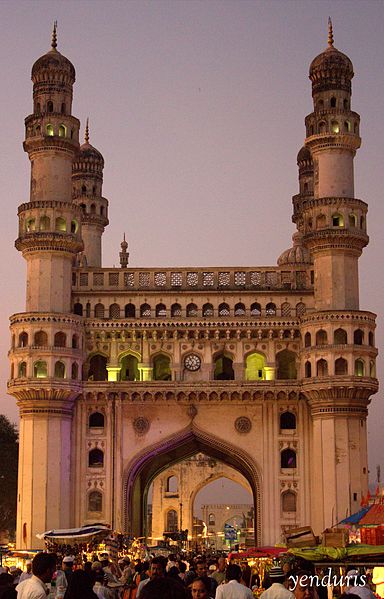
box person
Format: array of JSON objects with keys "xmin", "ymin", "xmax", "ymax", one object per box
[
  {"xmin": 241, "ymin": 562, "xmax": 251, "ymax": 588},
  {"xmin": 139, "ymin": 576, "xmax": 186, "ymax": 599},
  {"xmin": 290, "ymin": 571, "xmax": 315, "ymax": 599},
  {"xmin": 63, "ymin": 569, "xmax": 98, "ymax": 599},
  {"xmin": 345, "ymin": 570, "xmax": 376, "ymax": 599},
  {"xmin": 0, "ymin": 573, "xmax": 17, "ymax": 599},
  {"xmin": 195, "ymin": 560, "xmax": 218, "ymax": 597},
  {"xmin": 136, "ymin": 558, "xmax": 165, "ymax": 598},
  {"xmin": 260, "ymin": 567, "xmax": 295, "ymax": 599},
  {"xmin": 216, "ymin": 564, "xmax": 254, "ymax": 599},
  {"xmin": 19, "ymin": 561, "xmax": 33, "ymax": 583},
  {"xmin": 16, "ymin": 552, "xmax": 57, "ymax": 599},
  {"xmin": 191, "ymin": 577, "xmax": 214, "ymax": 599},
  {"xmin": 93, "ymin": 571, "xmax": 114, "ymax": 599},
  {"xmin": 211, "ymin": 559, "xmax": 226, "ymax": 586},
  {"xmin": 62, "ymin": 557, "xmax": 75, "ymax": 585}
]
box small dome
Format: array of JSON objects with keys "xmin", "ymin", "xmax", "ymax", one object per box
[
  {"xmin": 79, "ymin": 142, "xmax": 104, "ymax": 162},
  {"xmin": 32, "ymin": 48, "xmax": 75, "ymax": 82},
  {"xmin": 297, "ymin": 146, "xmax": 312, "ymax": 165},
  {"xmin": 309, "ymin": 21, "xmax": 353, "ymax": 93},
  {"xmin": 277, "ymin": 232, "xmax": 312, "ymax": 266}
]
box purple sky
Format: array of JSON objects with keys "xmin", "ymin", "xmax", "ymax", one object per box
[{"xmin": 0, "ymin": 0, "xmax": 383, "ymax": 493}]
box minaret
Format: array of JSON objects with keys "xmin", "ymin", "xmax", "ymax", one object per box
[
  {"xmin": 8, "ymin": 25, "xmax": 84, "ymax": 548},
  {"xmin": 119, "ymin": 234, "xmax": 129, "ymax": 268},
  {"xmin": 72, "ymin": 119, "xmax": 109, "ymax": 267}
]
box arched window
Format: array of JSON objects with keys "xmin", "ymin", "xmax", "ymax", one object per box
[
  {"xmin": 370, "ymin": 361, "xmax": 376, "ymax": 378},
  {"xmin": 250, "ymin": 302, "xmax": 261, "ymax": 316},
  {"xmin": 109, "ymin": 303, "xmax": 120, "ymax": 319},
  {"xmin": 281, "ymin": 448, "xmax": 296, "ymax": 469},
  {"xmin": 330, "ymin": 97, "xmax": 337, "ymax": 108},
  {"xmin": 234, "ymin": 302, "xmax": 246, "ymax": 316},
  {"xmin": 46, "ymin": 124, "xmax": 54, "ymax": 136},
  {"xmin": 88, "ymin": 491, "xmax": 102, "ymax": 512},
  {"xmin": 58, "ymin": 124, "xmax": 66, "ymax": 137},
  {"xmin": 156, "ymin": 303, "xmax": 167, "ymax": 317},
  {"xmin": 343, "ymin": 98, "xmax": 349, "ymax": 110},
  {"xmin": 282, "ymin": 491, "xmax": 297, "ymax": 513},
  {"xmin": 218, "ymin": 303, "xmax": 230, "ymax": 316},
  {"xmin": 355, "ymin": 359, "xmax": 365, "ymax": 377},
  {"xmin": 369, "ymin": 332, "xmax": 374, "ymax": 347},
  {"xmin": 276, "ymin": 350, "xmax": 297, "ymax": 380},
  {"xmin": 214, "ymin": 353, "xmax": 234, "ymax": 380},
  {"xmin": 281, "ymin": 302, "xmax": 291, "ymax": 317},
  {"xmin": 54, "ymin": 332, "xmax": 66, "ymax": 347},
  {"xmin": 71, "ymin": 219, "xmax": 78, "ymax": 234},
  {"xmin": 140, "ymin": 303, "xmax": 151, "ymax": 317},
  {"xmin": 125, "ymin": 303, "xmax": 136, "ymax": 318},
  {"xmin": 89, "ymin": 412, "xmax": 105, "ymax": 428},
  {"xmin": 34, "ymin": 330, "xmax": 48, "ymax": 346},
  {"xmin": 88, "ymin": 355, "xmax": 108, "ymax": 381},
  {"xmin": 120, "ymin": 355, "xmax": 139, "ymax": 381},
  {"xmin": 305, "ymin": 361, "xmax": 312, "ymax": 378},
  {"xmin": 94, "ymin": 303, "xmax": 105, "ymax": 318},
  {"xmin": 55, "ymin": 217, "xmax": 67, "ymax": 232},
  {"xmin": 34, "ymin": 360, "xmax": 48, "ymax": 378},
  {"xmin": 304, "ymin": 332, "xmax": 311, "ymax": 347},
  {"xmin": 166, "ymin": 510, "xmax": 178, "ymax": 533},
  {"xmin": 316, "ymin": 359, "xmax": 328, "ymax": 377},
  {"xmin": 47, "ymin": 101, "xmax": 54, "ymax": 113},
  {"xmin": 40, "ymin": 216, "xmax": 50, "ymax": 231},
  {"xmin": 360, "ymin": 215, "xmax": 365, "ymax": 229},
  {"xmin": 90, "ymin": 204, "xmax": 96, "ymax": 214},
  {"xmin": 296, "ymin": 302, "xmax": 306, "ymax": 317},
  {"xmin": 36, "ymin": 102, "xmax": 41, "ymax": 114},
  {"xmin": 280, "ymin": 412, "xmax": 296, "ymax": 430},
  {"xmin": 332, "ymin": 213, "xmax": 344, "ymax": 227},
  {"xmin": 89, "ymin": 448, "xmax": 104, "ymax": 468},
  {"xmin": 19, "ymin": 332, "xmax": 28, "ymax": 347},
  {"xmin": 354, "ymin": 329, "xmax": 364, "ymax": 345},
  {"xmin": 93, "ymin": 186, "xmax": 96, "ymax": 195},
  {"xmin": 18, "ymin": 361, "xmax": 27, "ymax": 378},
  {"xmin": 245, "ymin": 352, "xmax": 265, "ymax": 380},
  {"xmin": 54, "ymin": 361, "xmax": 65, "ymax": 378},
  {"xmin": 86, "ymin": 302, "xmax": 91, "ymax": 317},
  {"xmin": 61, "ymin": 103, "xmax": 66, "ymax": 115},
  {"xmin": 208, "ymin": 513, "xmax": 215, "ymax": 526},
  {"xmin": 319, "ymin": 121, "xmax": 326, "ymax": 133},
  {"xmin": 266, "ymin": 302, "xmax": 276, "ymax": 316},
  {"xmin": 316, "ymin": 329, "xmax": 328, "ymax": 345},
  {"xmin": 74, "ymin": 302, "xmax": 83, "ymax": 316},
  {"xmin": 317, "ymin": 99, "xmax": 324, "ymax": 110},
  {"xmin": 81, "ymin": 185, "xmax": 87, "ymax": 195},
  {"xmin": 334, "ymin": 328, "xmax": 347, "ymax": 344},
  {"xmin": 26, "ymin": 218, "xmax": 36, "ymax": 232},
  {"xmin": 331, "ymin": 120, "xmax": 340, "ymax": 134},
  {"xmin": 72, "ymin": 334, "xmax": 79, "ymax": 349},
  {"xmin": 71, "ymin": 362, "xmax": 78, "ymax": 379},
  {"xmin": 153, "ymin": 354, "xmax": 171, "ymax": 381},
  {"xmin": 344, "ymin": 121, "xmax": 351, "ymax": 133},
  {"xmin": 80, "ymin": 203, "xmax": 86, "ymax": 213},
  {"xmin": 171, "ymin": 303, "xmax": 182, "ymax": 317},
  {"xmin": 202, "ymin": 303, "xmax": 214, "ymax": 317},
  {"xmin": 166, "ymin": 476, "xmax": 178, "ymax": 493},
  {"xmin": 186, "ymin": 303, "xmax": 198, "ymax": 317},
  {"xmin": 335, "ymin": 357, "xmax": 348, "ymax": 375},
  {"xmin": 316, "ymin": 214, "xmax": 326, "ymax": 229}
]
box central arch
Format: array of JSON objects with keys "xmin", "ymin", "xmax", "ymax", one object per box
[{"xmin": 123, "ymin": 424, "xmax": 262, "ymax": 544}]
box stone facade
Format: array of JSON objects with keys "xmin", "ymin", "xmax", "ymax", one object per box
[{"xmin": 8, "ymin": 23, "xmax": 378, "ymax": 549}]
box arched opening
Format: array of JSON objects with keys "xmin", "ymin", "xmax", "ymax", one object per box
[
  {"xmin": 202, "ymin": 303, "xmax": 214, "ymax": 317},
  {"xmin": 316, "ymin": 359, "xmax": 328, "ymax": 377},
  {"xmin": 305, "ymin": 361, "xmax": 312, "ymax": 378},
  {"xmin": 89, "ymin": 448, "xmax": 104, "ymax": 468},
  {"xmin": 54, "ymin": 331, "xmax": 66, "ymax": 347},
  {"xmin": 186, "ymin": 303, "xmax": 198, "ymax": 317},
  {"xmin": 125, "ymin": 303, "xmax": 136, "ymax": 318},
  {"xmin": 266, "ymin": 302, "xmax": 276, "ymax": 316},
  {"xmin": 281, "ymin": 302, "xmax": 291, "ymax": 317},
  {"xmin": 88, "ymin": 354, "xmax": 108, "ymax": 381},
  {"xmin": 281, "ymin": 491, "xmax": 297, "ymax": 513},
  {"xmin": 319, "ymin": 121, "xmax": 326, "ymax": 133},
  {"xmin": 296, "ymin": 302, "xmax": 306, "ymax": 317},
  {"xmin": 74, "ymin": 302, "xmax": 83, "ymax": 316},
  {"xmin": 171, "ymin": 303, "xmax": 182, "ymax": 317},
  {"xmin": 120, "ymin": 354, "xmax": 139, "ymax": 381},
  {"xmin": 34, "ymin": 330, "xmax": 48, "ymax": 346},
  {"xmin": 218, "ymin": 303, "xmax": 230, "ymax": 317},
  {"xmin": 19, "ymin": 332, "xmax": 28, "ymax": 347},
  {"xmin": 281, "ymin": 448, "xmax": 296, "ymax": 469},
  {"xmin": 88, "ymin": 491, "xmax": 102, "ymax": 513},
  {"xmin": 250, "ymin": 302, "xmax": 261, "ymax": 316},
  {"xmin": 18, "ymin": 361, "xmax": 27, "ymax": 378},
  {"xmin": 331, "ymin": 120, "xmax": 340, "ymax": 133},
  {"xmin": 94, "ymin": 303, "xmax": 105, "ymax": 318},
  {"xmin": 39, "ymin": 216, "xmax": 50, "ymax": 231},
  {"xmin": 332, "ymin": 213, "xmax": 344, "ymax": 227},
  {"xmin": 354, "ymin": 329, "xmax": 364, "ymax": 345},
  {"xmin": 245, "ymin": 352, "xmax": 265, "ymax": 380},
  {"xmin": 166, "ymin": 509, "xmax": 178, "ymax": 533},
  {"xmin": 166, "ymin": 476, "xmax": 178, "ymax": 493},
  {"xmin": 334, "ymin": 328, "xmax": 347, "ymax": 344},
  {"xmin": 234, "ymin": 302, "xmax": 246, "ymax": 316},
  {"xmin": 72, "ymin": 334, "xmax": 79, "ymax": 349},
  {"xmin": 46, "ymin": 124, "xmax": 54, "ymax": 136},
  {"xmin": 47, "ymin": 101, "xmax": 54, "ymax": 113},
  {"xmin": 276, "ymin": 350, "xmax": 297, "ymax": 380},
  {"xmin": 61, "ymin": 103, "xmax": 66, "ymax": 115},
  {"xmin": 58, "ymin": 124, "xmax": 66, "ymax": 137},
  {"xmin": 71, "ymin": 362, "xmax": 78, "ymax": 379},
  {"xmin": 156, "ymin": 303, "xmax": 167, "ymax": 317},
  {"xmin": 369, "ymin": 332, "xmax": 374, "ymax": 346},
  {"xmin": 55, "ymin": 217, "xmax": 67, "ymax": 232},
  {"xmin": 280, "ymin": 412, "xmax": 296, "ymax": 430},
  {"xmin": 316, "ymin": 214, "xmax": 326, "ymax": 229},
  {"xmin": 335, "ymin": 357, "xmax": 348, "ymax": 375},
  {"xmin": 26, "ymin": 218, "xmax": 36, "ymax": 232},
  {"xmin": 109, "ymin": 303, "xmax": 120, "ymax": 319},
  {"xmin": 34, "ymin": 360, "xmax": 48, "ymax": 378},
  {"xmin": 304, "ymin": 332, "xmax": 311, "ymax": 347},
  {"xmin": 330, "ymin": 97, "xmax": 337, "ymax": 108},
  {"xmin": 89, "ymin": 412, "xmax": 105, "ymax": 428},
  {"xmin": 370, "ymin": 360, "xmax": 376, "ymax": 378},
  {"xmin": 90, "ymin": 204, "xmax": 96, "ymax": 214},
  {"xmin": 208, "ymin": 513, "xmax": 215, "ymax": 526},
  {"xmin": 140, "ymin": 303, "xmax": 151, "ymax": 317},
  {"xmin": 355, "ymin": 359, "xmax": 365, "ymax": 377},
  {"xmin": 54, "ymin": 361, "xmax": 65, "ymax": 378},
  {"xmin": 214, "ymin": 353, "xmax": 234, "ymax": 380},
  {"xmin": 316, "ymin": 329, "xmax": 328, "ymax": 345},
  {"xmin": 71, "ymin": 219, "xmax": 78, "ymax": 234},
  {"xmin": 153, "ymin": 354, "xmax": 171, "ymax": 381},
  {"xmin": 81, "ymin": 185, "xmax": 87, "ymax": 195}
]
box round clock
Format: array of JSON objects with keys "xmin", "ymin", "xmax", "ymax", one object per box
[{"xmin": 184, "ymin": 353, "xmax": 201, "ymax": 371}]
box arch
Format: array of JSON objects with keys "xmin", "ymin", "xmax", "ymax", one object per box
[
  {"xmin": 369, "ymin": 332, "xmax": 374, "ymax": 347},
  {"xmin": 332, "ymin": 213, "xmax": 344, "ymax": 227},
  {"xmin": 61, "ymin": 103, "xmax": 66, "ymax": 115},
  {"xmin": 33, "ymin": 360, "xmax": 48, "ymax": 378},
  {"xmin": 89, "ymin": 412, "xmax": 105, "ymax": 428},
  {"xmin": 276, "ymin": 350, "xmax": 297, "ymax": 380},
  {"xmin": 89, "ymin": 448, "xmax": 104, "ymax": 468},
  {"xmin": 370, "ymin": 360, "xmax": 376, "ymax": 378},
  {"xmin": 186, "ymin": 303, "xmax": 198, "ymax": 317},
  {"xmin": 94, "ymin": 303, "xmax": 105, "ymax": 318},
  {"xmin": 281, "ymin": 490, "xmax": 296, "ymax": 513},
  {"xmin": 46, "ymin": 123, "xmax": 54, "ymax": 136},
  {"xmin": 218, "ymin": 303, "xmax": 230, "ymax": 317},
  {"xmin": 318, "ymin": 121, "xmax": 326, "ymax": 133},
  {"xmin": 266, "ymin": 302, "xmax": 276, "ymax": 316},
  {"xmin": 18, "ymin": 361, "xmax": 27, "ymax": 378},
  {"xmin": 166, "ymin": 509, "xmax": 178, "ymax": 533},
  {"xmin": 74, "ymin": 302, "xmax": 83, "ymax": 316},
  {"xmin": 202, "ymin": 303, "xmax": 214, "ymax": 317},
  {"xmin": 54, "ymin": 331, "xmax": 66, "ymax": 347},
  {"xmin": 304, "ymin": 332, "xmax": 311, "ymax": 347},
  {"xmin": 88, "ymin": 490, "xmax": 103, "ymax": 513},
  {"xmin": 166, "ymin": 475, "xmax": 178, "ymax": 493},
  {"xmin": 71, "ymin": 219, "xmax": 78, "ymax": 234},
  {"xmin": 58, "ymin": 124, "xmax": 66, "ymax": 137},
  {"xmin": 81, "ymin": 185, "xmax": 87, "ymax": 195},
  {"xmin": 80, "ymin": 203, "xmax": 86, "ymax": 213},
  {"xmin": 208, "ymin": 513, "xmax": 215, "ymax": 526},
  {"xmin": 316, "ymin": 358, "xmax": 328, "ymax": 377},
  {"xmin": 281, "ymin": 302, "xmax": 291, "ymax": 317},
  {"xmin": 125, "ymin": 303, "xmax": 136, "ymax": 318},
  {"xmin": 171, "ymin": 303, "xmax": 182, "ymax": 317},
  {"xmin": 26, "ymin": 218, "xmax": 36, "ymax": 232},
  {"xmin": 86, "ymin": 302, "xmax": 91, "ymax": 317},
  {"xmin": 334, "ymin": 328, "xmax": 347, "ymax": 344},
  {"xmin": 354, "ymin": 329, "xmax": 364, "ymax": 345},
  {"xmin": 153, "ymin": 354, "xmax": 171, "ymax": 381},
  {"xmin": 72, "ymin": 334, "xmax": 79, "ymax": 349},
  {"xmin": 90, "ymin": 203, "xmax": 96, "ymax": 214},
  {"xmin": 234, "ymin": 302, "xmax": 246, "ymax": 316},
  {"xmin": 250, "ymin": 302, "xmax": 261, "ymax": 316},
  {"xmin": 331, "ymin": 120, "xmax": 340, "ymax": 134},
  {"xmin": 316, "ymin": 329, "xmax": 328, "ymax": 345},
  {"xmin": 330, "ymin": 96, "xmax": 337, "ymax": 108},
  {"xmin": 140, "ymin": 303, "xmax": 151, "ymax": 317},
  {"xmin": 343, "ymin": 98, "xmax": 349, "ymax": 110},
  {"xmin": 36, "ymin": 102, "xmax": 41, "ymax": 114},
  {"xmin": 47, "ymin": 100, "xmax": 53, "ymax": 113},
  {"xmin": 245, "ymin": 352, "xmax": 265, "ymax": 380},
  {"xmin": 19, "ymin": 332, "xmax": 28, "ymax": 347},
  {"xmin": 214, "ymin": 353, "xmax": 234, "ymax": 380},
  {"xmin": 316, "ymin": 213, "xmax": 326, "ymax": 229},
  {"xmin": 156, "ymin": 303, "xmax": 167, "ymax": 317},
  {"xmin": 281, "ymin": 448, "xmax": 296, "ymax": 469},
  {"xmin": 39, "ymin": 216, "xmax": 50, "ymax": 231},
  {"xmin": 55, "ymin": 217, "xmax": 67, "ymax": 232},
  {"xmin": 109, "ymin": 303, "xmax": 120, "ymax": 319},
  {"xmin": 34, "ymin": 330, "xmax": 48, "ymax": 346},
  {"xmin": 123, "ymin": 424, "xmax": 262, "ymax": 543},
  {"xmin": 296, "ymin": 302, "xmax": 306, "ymax": 317},
  {"xmin": 335, "ymin": 357, "xmax": 348, "ymax": 375},
  {"xmin": 54, "ymin": 361, "xmax": 65, "ymax": 378},
  {"xmin": 305, "ymin": 360, "xmax": 312, "ymax": 378},
  {"xmin": 88, "ymin": 354, "xmax": 108, "ymax": 381},
  {"xmin": 120, "ymin": 354, "xmax": 139, "ymax": 381},
  {"xmin": 71, "ymin": 362, "xmax": 78, "ymax": 379},
  {"xmin": 280, "ymin": 411, "xmax": 296, "ymax": 430},
  {"xmin": 355, "ymin": 359, "xmax": 365, "ymax": 377},
  {"xmin": 317, "ymin": 99, "xmax": 324, "ymax": 110}
]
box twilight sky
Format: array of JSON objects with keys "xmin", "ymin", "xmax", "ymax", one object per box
[{"xmin": 0, "ymin": 0, "xmax": 383, "ymax": 498}]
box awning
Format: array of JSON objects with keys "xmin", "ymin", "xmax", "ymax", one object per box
[{"xmin": 36, "ymin": 524, "xmax": 111, "ymax": 541}]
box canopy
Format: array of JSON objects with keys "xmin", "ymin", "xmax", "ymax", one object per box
[
  {"xmin": 339, "ymin": 506, "xmax": 371, "ymax": 525},
  {"xmin": 288, "ymin": 544, "xmax": 384, "ymax": 561},
  {"xmin": 229, "ymin": 546, "xmax": 287, "ymax": 559},
  {"xmin": 36, "ymin": 524, "xmax": 111, "ymax": 541}
]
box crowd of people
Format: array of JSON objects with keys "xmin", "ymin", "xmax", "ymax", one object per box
[{"xmin": 0, "ymin": 550, "xmax": 379, "ymax": 599}]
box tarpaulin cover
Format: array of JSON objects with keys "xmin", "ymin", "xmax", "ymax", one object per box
[
  {"xmin": 340, "ymin": 506, "xmax": 371, "ymax": 525},
  {"xmin": 287, "ymin": 544, "xmax": 384, "ymax": 561},
  {"xmin": 36, "ymin": 524, "xmax": 111, "ymax": 541}
]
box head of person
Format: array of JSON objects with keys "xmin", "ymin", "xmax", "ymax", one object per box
[
  {"xmin": 150, "ymin": 557, "xmax": 165, "ymax": 579},
  {"xmin": 195, "ymin": 560, "xmax": 207, "ymax": 578},
  {"xmin": 168, "ymin": 566, "xmax": 181, "ymax": 579},
  {"xmin": 268, "ymin": 566, "xmax": 286, "ymax": 585},
  {"xmin": 26, "ymin": 560, "xmax": 32, "ymax": 573},
  {"xmin": 0, "ymin": 573, "xmax": 14, "ymax": 588},
  {"xmin": 178, "ymin": 561, "xmax": 187, "ymax": 574},
  {"xmin": 191, "ymin": 577, "xmax": 209, "ymax": 599},
  {"xmin": 291, "ymin": 571, "xmax": 315, "ymax": 599},
  {"xmin": 64, "ymin": 570, "xmax": 95, "ymax": 599},
  {"xmin": 140, "ymin": 576, "xmax": 186, "ymax": 599},
  {"xmin": 32, "ymin": 552, "xmax": 57, "ymax": 583},
  {"xmin": 62, "ymin": 556, "xmax": 74, "ymax": 571},
  {"xmin": 216, "ymin": 557, "xmax": 226, "ymax": 573}
]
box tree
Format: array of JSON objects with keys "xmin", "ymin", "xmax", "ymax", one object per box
[{"xmin": 0, "ymin": 415, "xmax": 18, "ymax": 538}]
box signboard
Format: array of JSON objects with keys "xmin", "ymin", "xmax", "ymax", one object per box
[{"xmin": 224, "ymin": 524, "xmax": 237, "ymax": 541}]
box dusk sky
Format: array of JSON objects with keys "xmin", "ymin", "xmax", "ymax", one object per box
[{"xmin": 1, "ymin": 0, "xmax": 383, "ymax": 508}]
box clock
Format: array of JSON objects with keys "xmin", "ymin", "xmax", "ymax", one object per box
[{"xmin": 184, "ymin": 353, "xmax": 201, "ymax": 371}]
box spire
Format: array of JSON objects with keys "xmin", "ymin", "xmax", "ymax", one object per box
[
  {"xmin": 120, "ymin": 233, "xmax": 129, "ymax": 268},
  {"xmin": 51, "ymin": 20, "xmax": 58, "ymax": 50},
  {"xmin": 328, "ymin": 17, "xmax": 334, "ymax": 47},
  {"xmin": 85, "ymin": 118, "xmax": 90, "ymax": 144}
]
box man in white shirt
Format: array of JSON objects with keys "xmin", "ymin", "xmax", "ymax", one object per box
[
  {"xmin": 216, "ymin": 564, "xmax": 254, "ymax": 599},
  {"xmin": 19, "ymin": 560, "xmax": 33, "ymax": 583},
  {"xmin": 16, "ymin": 552, "xmax": 57, "ymax": 599},
  {"xmin": 260, "ymin": 567, "xmax": 295, "ymax": 599}
]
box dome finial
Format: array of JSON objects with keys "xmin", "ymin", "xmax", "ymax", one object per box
[
  {"xmin": 85, "ymin": 118, "xmax": 89, "ymax": 144},
  {"xmin": 51, "ymin": 20, "xmax": 58, "ymax": 50},
  {"xmin": 328, "ymin": 16, "xmax": 334, "ymax": 47}
]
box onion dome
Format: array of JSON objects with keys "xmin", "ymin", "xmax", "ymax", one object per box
[
  {"xmin": 31, "ymin": 22, "xmax": 75, "ymax": 83},
  {"xmin": 297, "ymin": 146, "xmax": 311, "ymax": 165},
  {"xmin": 309, "ymin": 19, "xmax": 353, "ymax": 94},
  {"xmin": 78, "ymin": 119, "xmax": 104, "ymax": 165},
  {"xmin": 277, "ymin": 232, "xmax": 312, "ymax": 266}
]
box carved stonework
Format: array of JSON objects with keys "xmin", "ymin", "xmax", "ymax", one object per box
[
  {"xmin": 133, "ymin": 417, "xmax": 150, "ymax": 435},
  {"xmin": 235, "ymin": 416, "xmax": 252, "ymax": 434}
]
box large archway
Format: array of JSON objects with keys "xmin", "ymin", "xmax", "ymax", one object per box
[{"xmin": 123, "ymin": 424, "xmax": 262, "ymax": 544}]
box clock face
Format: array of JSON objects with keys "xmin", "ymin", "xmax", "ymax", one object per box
[{"xmin": 184, "ymin": 353, "xmax": 201, "ymax": 371}]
